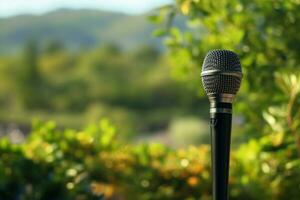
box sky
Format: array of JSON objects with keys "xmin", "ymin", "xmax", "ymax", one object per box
[{"xmin": 0, "ymin": 0, "xmax": 173, "ymax": 17}]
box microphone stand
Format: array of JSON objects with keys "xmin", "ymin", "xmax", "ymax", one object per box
[{"xmin": 210, "ymin": 103, "xmax": 232, "ymax": 200}]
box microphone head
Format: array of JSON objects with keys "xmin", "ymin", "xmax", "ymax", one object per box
[{"xmin": 201, "ymin": 49, "xmax": 242, "ymax": 103}]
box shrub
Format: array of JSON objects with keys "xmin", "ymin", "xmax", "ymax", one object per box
[{"xmin": 1, "ymin": 117, "xmax": 300, "ymax": 199}]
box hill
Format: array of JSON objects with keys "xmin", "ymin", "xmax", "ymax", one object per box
[{"xmin": 0, "ymin": 9, "xmax": 173, "ymax": 54}]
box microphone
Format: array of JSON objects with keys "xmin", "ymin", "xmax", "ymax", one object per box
[{"xmin": 201, "ymin": 50, "xmax": 243, "ymax": 200}]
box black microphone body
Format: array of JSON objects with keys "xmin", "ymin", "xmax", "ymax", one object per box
[
  {"xmin": 210, "ymin": 103, "xmax": 232, "ymax": 200},
  {"xmin": 201, "ymin": 50, "xmax": 242, "ymax": 200}
]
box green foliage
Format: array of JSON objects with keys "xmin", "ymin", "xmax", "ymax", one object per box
[
  {"xmin": 1, "ymin": 118, "xmax": 300, "ymax": 199},
  {"xmin": 263, "ymin": 72, "xmax": 300, "ymax": 154},
  {"xmin": 16, "ymin": 40, "xmax": 45, "ymax": 109},
  {"xmin": 1, "ymin": 2, "xmax": 299, "ymax": 199},
  {"xmin": 0, "ymin": 42, "xmax": 203, "ymax": 136},
  {"xmin": 0, "ymin": 120, "xmax": 113, "ymax": 200},
  {"xmin": 153, "ymin": 0, "xmax": 300, "ymax": 137}
]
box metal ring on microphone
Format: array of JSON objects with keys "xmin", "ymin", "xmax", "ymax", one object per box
[
  {"xmin": 210, "ymin": 108, "xmax": 232, "ymax": 114},
  {"xmin": 201, "ymin": 70, "xmax": 243, "ymax": 78},
  {"xmin": 208, "ymin": 93, "xmax": 235, "ymax": 104}
]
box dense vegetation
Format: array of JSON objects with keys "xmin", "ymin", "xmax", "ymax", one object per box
[
  {"xmin": 1, "ymin": 111, "xmax": 300, "ymax": 199},
  {"xmin": 0, "ymin": 41, "xmax": 204, "ymax": 139},
  {"xmin": 152, "ymin": 0, "xmax": 300, "ymax": 139},
  {"xmin": 1, "ymin": 0, "xmax": 300, "ymax": 199}
]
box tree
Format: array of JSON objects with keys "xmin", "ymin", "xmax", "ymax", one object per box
[
  {"xmin": 17, "ymin": 40, "xmax": 43, "ymax": 109},
  {"xmin": 153, "ymin": 0, "xmax": 300, "ymax": 137}
]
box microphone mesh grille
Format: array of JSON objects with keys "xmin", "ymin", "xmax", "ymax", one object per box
[
  {"xmin": 202, "ymin": 74, "xmax": 242, "ymax": 94},
  {"xmin": 202, "ymin": 50, "xmax": 242, "ymax": 95}
]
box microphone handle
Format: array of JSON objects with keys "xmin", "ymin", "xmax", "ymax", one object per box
[{"xmin": 210, "ymin": 107, "xmax": 232, "ymax": 200}]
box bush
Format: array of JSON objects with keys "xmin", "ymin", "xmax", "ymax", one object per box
[{"xmin": 1, "ymin": 117, "xmax": 300, "ymax": 200}]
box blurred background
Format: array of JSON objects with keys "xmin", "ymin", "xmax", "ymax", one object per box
[
  {"xmin": 0, "ymin": 0, "xmax": 206, "ymax": 146},
  {"xmin": 0, "ymin": 0, "xmax": 299, "ymax": 199}
]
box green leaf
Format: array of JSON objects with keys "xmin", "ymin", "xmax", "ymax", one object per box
[
  {"xmin": 148, "ymin": 15, "xmax": 163, "ymax": 24},
  {"xmin": 152, "ymin": 29, "xmax": 168, "ymax": 37}
]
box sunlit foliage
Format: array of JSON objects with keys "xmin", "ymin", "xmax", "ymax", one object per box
[
  {"xmin": 152, "ymin": 0, "xmax": 300, "ymax": 137},
  {"xmin": 1, "ymin": 114, "xmax": 300, "ymax": 199}
]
